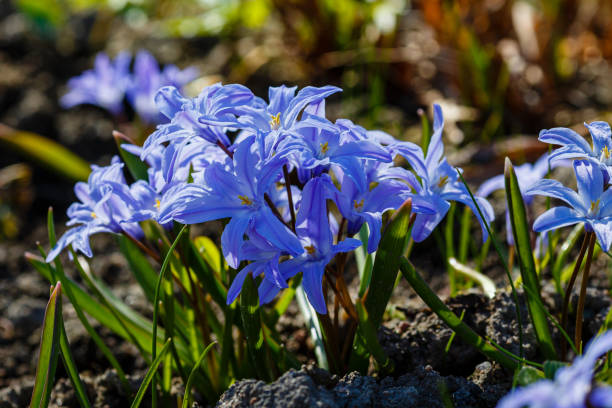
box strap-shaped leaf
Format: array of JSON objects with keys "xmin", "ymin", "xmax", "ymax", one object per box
[
  {"xmin": 0, "ymin": 124, "xmax": 90, "ymax": 181},
  {"xmin": 30, "ymin": 283, "xmax": 62, "ymax": 408},
  {"xmin": 130, "ymin": 339, "xmax": 173, "ymax": 408},
  {"xmin": 505, "ymin": 158, "xmax": 556, "ymax": 360}
]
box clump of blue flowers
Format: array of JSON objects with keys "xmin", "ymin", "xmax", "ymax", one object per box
[
  {"xmin": 61, "ymin": 50, "xmax": 198, "ymax": 124},
  {"xmin": 497, "ymin": 331, "xmax": 612, "ymax": 408},
  {"xmin": 48, "ymin": 82, "xmax": 494, "ymax": 315}
]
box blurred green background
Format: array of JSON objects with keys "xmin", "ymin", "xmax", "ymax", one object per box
[{"xmin": 2, "ymin": 0, "xmax": 612, "ymax": 237}]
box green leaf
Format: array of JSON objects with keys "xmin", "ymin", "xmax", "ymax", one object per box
[
  {"xmin": 151, "ymin": 226, "xmax": 188, "ymax": 406},
  {"xmin": 188, "ymin": 240, "xmax": 227, "ymax": 307},
  {"xmin": 350, "ymin": 199, "xmax": 413, "ymax": 372},
  {"xmin": 193, "ymin": 236, "xmax": 222, "ymax": 274},
  {"xmin": 355, "ymin": 300, "xmax": 393, "ymax": 373},
  {"xmin": 240, "ymin": 274, "xmax": 270, "ymax": 380},
  {"xmin": 543, "ymin": 360, "xmax": 566, "ymax": 379},
  {"xmin": 517, "ymin": 366, "xmax": 545, "ymax": 386},
  {"xmin": 30, "ymin": 283, "xmax": 62, "ymax": 408},
  {"xmin": 399, "ymin": 257, "xmax": 519, "ymax": 371},
  {"xmin": 0, "ymin": 124, "xmax": 90, "ymax": 181},
  {"xmin": 114, "ymin": 131, "xmax": 149, "ymax": 181},
  {"xmin": 448, "ymin": 257, "xmax": 496, "ymax": 299},
  {"xmin": 505, "ymin": 158, "xmax": 556, "ymax": 360},
  {"xmin": 364, "ymin": 198, "xmax": 413, "ymax": 328},
  {"xmin": 118, "ymin": 236, "xmax": 158, "ymax": 303},
  {"xmin": 182, "ymin": 342, "xmax": 217, "ymax": 408},
  {"xmin": 130, "ymin": 339, "xmax": 173, "ymax": 408},
  {"xmin": 58, "ymin": 323, "xmax": 92, "ymax": 408}
]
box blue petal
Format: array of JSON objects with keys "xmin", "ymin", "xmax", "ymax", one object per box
[
  {"xmin": 301, "ymin": 264, "xmax": 327, "ymax": 314},
  {"xmin": 253, "ymin": 206, "xmax": 303, "ymax": 256},
  {"xmin": 574, "ymin": 159, "xmax": 603, "ymax": 206},
  {"xmin": 589, "ymin": 387, "xmax": 612, "ymax": 408},
  {"xmin": 221, "ymin": 215, "xmax": 252, "ymax": 269},
  {"xmin": 539, "ymin": 127, "xmax": 592, "ymax": 155},
  {"xmin": 282, "ymin": 86, "xmax": 341, "ymax": 128},
  {"xmin": 532, "ymin": 207, "xmax": 585, "ymax": 233},
  {"xmin": 226, "ymin": 265, "xmax": 253, "ymax": 304},
  {"xmin": 585, "ymin": 121, "xmax": 612, "ymax": 155},
  {"xmin": 525, "ymin": 179, "xmax": 586, "ymax": 213},
  {"xmin": 476, "ymin": 174, "xmax": 505, "ymax": 197},
  {"xmin": 425, "ymin": 104, "xmax": 445, "ymax": 172},
  {"xmin": 496, "ymin": 381, "xmax": 556, "ymax": 408},
  {"xmin": 268, "ymin": 85, "xmax": 297, "ymax": 115},
  {"xmin": 155, "ymin": 86, "xmax": 187, "ymax": 119},
  {"xmin": 592, "ymin": 220, "xmax": 612, "ymax": 252}
]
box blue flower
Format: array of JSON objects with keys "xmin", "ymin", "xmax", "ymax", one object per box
[
  {"xmin": 497, "ymin": 331, "xmax": 612, "ymax": 408},
  {"xmin": 539, "ymin": 121, "xmax": 612, "ymax": 183},
  {"xmin": 141, "ymin": 83, "xmax": 255, "ymax": 161},
  {"xmin": 276, "ymin": 175, "xmax": 362, "ymax": 314},
  {"xmin": 168, "ymin": 137, "xmax": 303, "ymax": 268},
  {"xmin": 526, "ymin": 159, "xmax": 612, "ymax": 251},
  {"xmin": 331, "ymin": 158, "xmax": 434, "ymax": 252},
  {"xmin": 61, "ymin": 52, "xmax": 131, "ymax": 115},
  {"xmin": 392, "ymin": 104, "xmax": 494, "ymax": 242},
  {"xmin": 126, "ymin": 50, "xmax": 198, "ymax": 124},
  {"xmin": 231, "ymin": 85, "xmax": 342, "ymax": 161},
  {"xmin": 46, "ymin": 157, "xmax": 142, "ymax": 261},
  {"xmin": 279, "ymin": 117, "xmax": 393, "ymax": 183}
]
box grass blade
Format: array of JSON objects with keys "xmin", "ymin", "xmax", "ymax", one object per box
[
  {"xmin": 399, "ymin": 258, "xmax": 518, "ymax": 371},
  {"xmin": 182, "ymin": 342, "xmax": 217, "ymax": 408},
  {"xmin": 151, "ymin": 225, "xmax": 188, "ymax": 406},
  {"xmin": 29, "ymin": 283, "xmax": 62, "ymax": 408},
  {"xmin": 130, "ymin": 339, "xmax": 173, "ymax": 408},
  {"xmin": 456, "ymin": 169, "xmax": 525, "ymax": 359},
  {"xmin": 0, "ymin": 123, "xmax": 90, "ymax": 181},
  {"xmin": 58, "ymin": 322, "xmax": 92, "ymax": 408},
  {"xmin": 505, "ymin": 158, "xmax": 556, "ymax": 360}
]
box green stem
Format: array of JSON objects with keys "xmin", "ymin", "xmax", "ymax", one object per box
[
  {"xmin": 560, "ymin": 231, "xmax": 590, "ymax": 359},
  {"xmin": 575, "ymin": 232, "xmax": 596, "ymax": 352}
]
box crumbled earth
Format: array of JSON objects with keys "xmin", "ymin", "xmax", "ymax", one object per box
[{"xmin": 216, "ymin": 364, "xmax": 500, "ymax": 408}]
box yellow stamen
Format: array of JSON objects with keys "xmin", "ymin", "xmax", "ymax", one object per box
[
  {"xmin": 603, "ymin": 146, "xmax": 611, "ymax": 160},
  {"xmin": 238, "ymin": 195, "xmax": 253, "ymax": 206},
  {"xmin": 155, "ymin": 199, "xmax": 161, "ymax": 210},
  {"xmin": 369, "ymin": 181, "xmax": 379, "ymax": 191},
  {"xmin": 353, "ymin": 199, "xmax": 364, "ymax": 211},
  {"xmin": 590, "ymin": 199, "xmax": 600, "ymax": 213},
  {"xmin": 437, "ymin": 175, "xmax": 449, "ymax": 188},
  {"xmin": 269, "ymin": 113, "xmax": 281, "ymax": 130},
  {"xmin": 320, "ymin": 142, "xmax": 329, "ymax": 155},
  {"xmin": 305, "ymin": 245, "xmax": 316, "ymax": 255}
]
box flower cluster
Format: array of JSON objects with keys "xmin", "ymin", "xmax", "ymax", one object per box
[
  {"xmin": 497, "ymin": 331, "xmax": 612, "ymax": 408},
  {"xmin": 48, "ymin": 83, "xmax": 494, "ymax": 314},
  {"xmin": 61, "ymin": 51, "xmax": 198, "ymax": 124},
  {"xmin": 528, "ymin": 122, "xmax": 612, "ymax": 251}
]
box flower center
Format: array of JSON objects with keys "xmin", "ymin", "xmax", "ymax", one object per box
[
  {"xmin": 304, "ymin": 245, "xmax": 316, "ymax": 255},
  {"xmin": 601, "ymin": 146, "xmax": 611, "ymax": 161},
  {"xmin": 353, "ymin": 199, "xmax": 364, "ymax": 211},
  {"xmin": 589, "ymin": 199, "xmax": 600, "ymax": 215},
  {"xmin": 155, "ymin": 199, "xmax": 161, "ymax": 210},
  {"xmin": 91, "ymin": 212, "xmax": 97, "ymax": 219},
  {"xmin": 238, "ymin": 195, "xmax": 253, "ymax": 206},
  {"xmin": 437, "ymin": 175, "xmax": 449, "ymax": 188},
  {"xmin": 269, "ymin": 113, "xmax": 281, "ymax": 130},
  {"xmin": 320, "ymin": 142, "xmax": 329, "ymax": 155}
]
